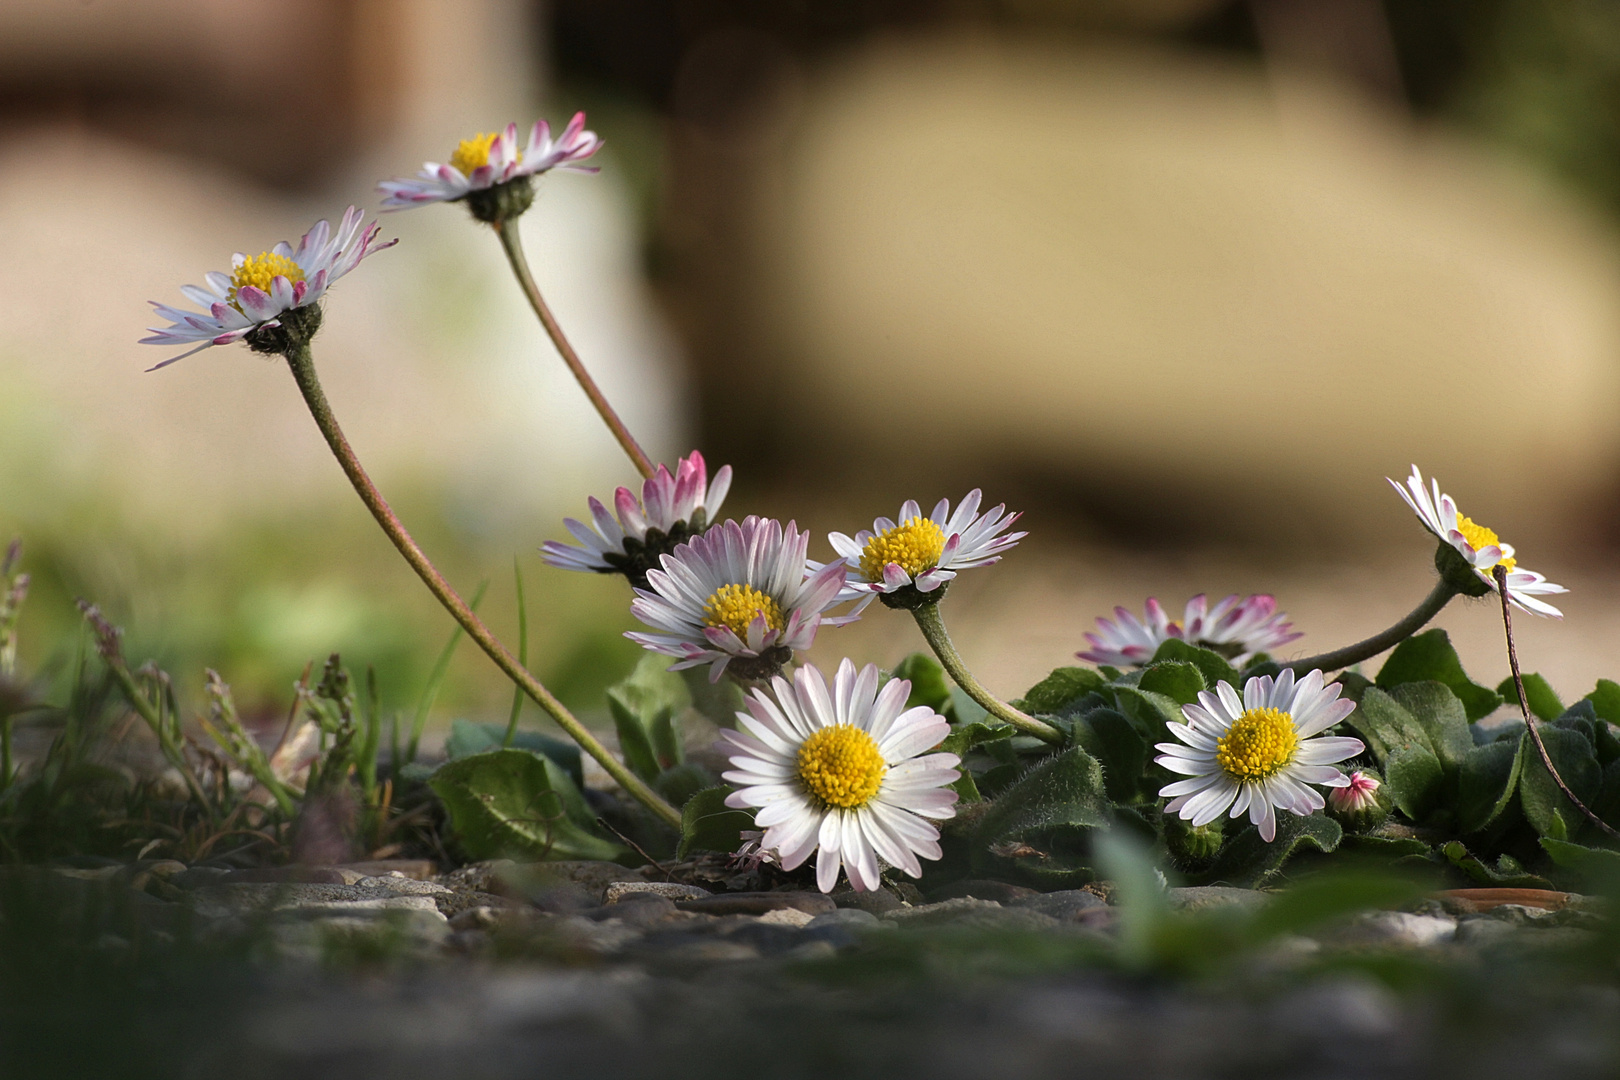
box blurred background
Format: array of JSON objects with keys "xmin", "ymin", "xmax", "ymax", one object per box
[{"xmin": 5, "ymin": 0, "xmax": 1620, "ymax": 736}]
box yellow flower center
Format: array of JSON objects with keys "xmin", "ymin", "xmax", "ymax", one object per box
[
  {"xmin": 859, "ymin": 516, "xmax": 946, "ymax": 582},
  {"xmin": 1455, "ymin": 514, "xmax": 1516, "ymax": 573},
  {"xmin": 449, "ymin": 132, "xmax": 516, "ymax": 175},
  {"xmin": 1214, "ymin": 707, "xmax": 1298, "ymax": 782},
  {"xmin": 231, "ymin": 251, "xmax": 305, "ymax": 298},
  {"xmin": 703, "ymin": 583, "xmax": 784, "ymax": 639},
  {"xmin": 796, "ymin": 725, "xmax": 886, "ymax": 809}
]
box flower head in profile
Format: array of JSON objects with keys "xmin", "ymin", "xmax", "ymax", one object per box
[
  {"xmin": 1389, "ymin": 465, "xmax": 1567, "ymax": 618},
  {"xmin": 720, "ymin": 659, "xmax": 960, "ymax": 892},
  {"xmin": 1079, "ymin": 594, "xmax": 1301, "ymax": 668},
  {"xmin": 825, "ymin": 490, "xmax": 1025, "ymax": 613},
  {"xmin": 141, "ymin": 207, "xmax": 394, "ymax": 368},
  {"xmin": 541, "ymin": 452, "xmax": 732, "ymax": 590},
  {"xmin": 1156, "ymin": 669, "xmax": 1363, "ymax": 842},
  {"xmin": 378, "ymin": 114, "xmax": 603, "ymax": 222},
  {"xmin": 627, "ymin": 516, "xmax": 854, "ymax": 682}
]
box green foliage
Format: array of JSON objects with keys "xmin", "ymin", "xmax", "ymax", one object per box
[
  {"xmin": 1207, "ymin": 814, "xmax": 1343, "ymax": 888},
  {"xmin": 1067, "ymin": 708, "xmax": 1147, "ymax": 803},
  {"xmin": 1148, "ymin": 639, "xmax": 1238, "ymax": 691},
  {"xmin": 606, "ymin": 653, "xmax": 689, "ymax": 784},
  {"xmin": 1441, "ymin": 841, "xmax": 1551, "ymax": 889},
  {"xmin": 940, "ymin": 721, "xmax": 1014, "ymax": 802},
  {"xmin": 1386, "ymin": 682, "xmax": 1473, "ymax": 771},
  {"xmin": 443, "ymin": 718, "xmax": 583, "ymax": 788},
  {"xmin": 892, "ymin": 653, "xmax": 952, "ymax": 713},
  {"xmin": 1013, "ymin": 666, "xmax": 1106, "ymax": 715},
  {"xmin": 1519, "ymin": 726, "xmax": 1602, "ymax": 840},
  {"xmin": 1456, "ymin": 735, "xmax": 1525, "ymax": 834},
  {"xmin": 971, "ymin": 748, "xmax": 1112, "ymax": 885},
  {"xmin": 1497, "ymin": 673, "xmax": 1563, "ymax": 724},
  {"xmin": 1137, "ymin": 661, "xmax": 1206, "ymax": 707},
  {"xmin": 1376, "ymin": 629, "xmax": 1502, "ymax": 720},
  {"xmin": 429, "ymin": 748, "xmax": 627, "ymax": 862},
  {"xmin": 677, "ymin": 786, "xmax": 752, "ymax": 859}
]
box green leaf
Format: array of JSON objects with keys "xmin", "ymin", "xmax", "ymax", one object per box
[
  {"xmin": 1347, "ymin": 687, "xmax": 1435, "ymax": 764},
  {"xmin": 940, "ymin": 721, "xmax": 1015, "ymax": 802},
  {"xmin": 1585, "ymin": 679, "xmax": 1620, "ymax": 726},
  {"xmin": 1375, "ymin": 629, "xmax": 1502, "ymax": 721},
  {"xmin": 1520, "ymin": 726, "xmax": 1602, "ymax": 839},
  {"xmin": 1112, "ymin": 686, "xmax": 1184, "ymax": 746},
  {"xmin": 677, "ymin": 786, "xmax": 754, "ymax": 859},
  {"xmin": 1497, "ymin": 673, "xmax": 1563, "ymax": 724},
  {"xmin": 893, "ymin": 653, "xmax": 952, "ymax": 712},
  {"xmin": 443, "ymin": 719, "xmax": 584, "ymax": 788},
  {"xmin": 1014, "ymin": 666, "xmax": 1106, "ymax": 715},
  {"xmin": 429, "ymin": 749, "xmax": 628, "ymax": 862},
  {"xmin": 1068, "ymin": 708, "xmax": 1147, "ymax": 803},
  {"xmin": 1456, "ymin": 735, "xmax": 1526, "ymax": 834},
  {"xmin": 1149, "ymin": 639, "xmax": 1239, "ymax": 691},
  {"xmin": 972, "ymin": 748, "xmax": 1112, "ymax": 883},
  {"xmin": 607, "ymin": 653, "xmax": 691, "ymax": 783},
  {"xmin": 1207, "ymin": 813, "xmax": 1343, "ymax": 888},
  {"xmin": 1441, "ymin": 840, "xmax": 1552, "ymax": 889},
  {"xmin": 1137, "ymin": 661, "xmax": 1206, "ymax": 707},
  {"xmin": 1387, "ymin": 681, "xmax": 1473, "ymax": 771},
  {"xmin": 680, "ymin": 666, "xmax": 745, "ymax": 727},
  {"xmin": 653, "ymin": 762, "xmax": 714, "ymax": 808},
  {"xmin": 1541, "ymin": 837, "xmax": 1620, "ymax": 888},
  {"xmin": 947, "ymin": 687, "xmax": 989, "ymax": 727},
  {"xmin": 1384, "ymin": 744, "xmax": 1446, "ymax": 822}
]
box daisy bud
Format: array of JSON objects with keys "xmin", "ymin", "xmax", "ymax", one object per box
[
  {"xmin": 1165, "ymin": 816, "xmax": 1224, "ymax": 867},
  {"xmin": 1325, "ymin": 769, "xmax": 1390, "ymax": 832}
]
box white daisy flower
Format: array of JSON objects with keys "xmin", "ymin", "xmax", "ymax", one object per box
[
  {"xmin": 720, "ymin": 658, "xmax": 961, "ymax": 892},
  {"xmin": 141, "ymin": 207, "xmax": 394, "ymax": 368},
  {"xmin": 377, "ymin": 114, "xmax": 603, "ymax": 211},
  {"xmin": 540, "ymin": 451, "xmax": 732, "ymax": 589},
  {"xmin": 1389, "ymin": 464, "xmax": 1567, "ymax": 618},
  {"xmin": 1078, "ymin": 593, "xmax": 1301, "ymax": 668},
  {"xmin": 627, "ymin": 516, "xmax": 854, "ymax": 682},
  {"xmin": 1155, "ymin": 669, "xmax": 1364, "ymax": 843},
  {"xmin": 825, "ymin": 490, "xmax": 1025, "ymax": 612}
]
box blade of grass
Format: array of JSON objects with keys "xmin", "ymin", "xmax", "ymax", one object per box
[
  {"xmin": 407, "ymin": 579, "xmax": 488, "ymax": 763},
  {"xmin": 503, "ymin": 558, "xmax": 528, "ymax": 748}
]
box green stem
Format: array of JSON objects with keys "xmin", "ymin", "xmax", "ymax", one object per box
[
  {"xmin": 503, "ymin": 557, "xmax": 528, "ymax": 749},
  {"xmin": 1282, "ymin": 578, "xmax": 1458, "ymax": 674},
  {"xmin": 492, "ymin": 219, "xmax": 655, "ymax": 479},
  {"xmin": 102, "ymin": 660, "xmax": 213, "ymax": 812},
  {"xmin": 282, "ymin": 344, "xmax": 682, "ymax": 829},
  {"xmin": 910, "ymin": 602, "xmax": 1063, "ymax": 744}
]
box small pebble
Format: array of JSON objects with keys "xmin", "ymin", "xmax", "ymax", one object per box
[
  {"xmin": 676, "ymin": 891, "xmax": 835, "ymax": 916},
  {"xmin": 604, "ymin": 881, "xmax": 711, "ymax": 904}
]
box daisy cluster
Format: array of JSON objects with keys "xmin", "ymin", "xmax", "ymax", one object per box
[{"xmin": 139, "ymin": 109, "xmax": 1585, "ymax": 896}]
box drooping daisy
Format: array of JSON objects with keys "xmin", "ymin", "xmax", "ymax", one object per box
[
  {"xmin": 378, "ymin": 114, "xmax": 603, "ymax": 221},
  {"xmin": 825, "ymin": 490, "xmax": 1025, "ymax": 613},
  {"xmin": 1155, "ymin": 669, "xmax": 1364, "ymax": 843},
  {"xmin": 1389, "ymin": 464, "xmax": 1567, "ymax": 617},
  {"xmin": 627, "ymin": 516, "xmax": 854, "ymax": 682},
  {"xmin": 720, "ymin": 658, "xmax": 961, "ymax": 892},
  {"xmin": 141, "ymin": 207, "xmax": 394, "ymax": 368},
  {"xmin": 1078, "ymin": 594, "xmax": 1301, "ymax": 668},
  {"xmin": 540, "ymin": 451, "xmax": 732, "ymax": 590}
]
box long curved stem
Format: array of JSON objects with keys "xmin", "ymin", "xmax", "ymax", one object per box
[
  {"xmin": 910, "ymin": 602, "xmax": 1063, "ymax": 744},
  {"xmin": 1495, "ymin": 566, "xmax": 1620, "ymax": 840},
  {"xmin": 492, "ymin": 219, "xmax": 655, "ymax": 479},
  {"xmin": 283, "ymin": 344, "xmax": 681, "ymax": 830},
  {"xmin": 1282, "ymin": 578, "xmax": 1458, "ymax": 674}
]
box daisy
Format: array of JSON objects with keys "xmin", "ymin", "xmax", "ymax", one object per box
[
  {"xmin": 1389, "ymin": 465, "xmax": 1567, "ymax": 617},
  {"xmin": 141, "ymin": 207, "xmax": 394, "ymax": 368},
  {"xmin": 627, "ymin": 516, "xmax": 854, "ymax": 682},
  {"xmin": 1155, "ymin": 669, "xmax": 1364, "ymax": 842},
  {"xmin": 825, "ymin": 490, "xmax": 1025, "ymax": 613},
  {"xmin": 540, "ymin": 451, "xmax": 732, "ymax": 590},
  {"xmin": 1079, "ymin": 594, "xmax": 1301, "ymax": 668},
  {"xmin": 377, "ymin": 114, "xmax": 603, "ymax": 216},
  {"xmin": 720, "ymin": 658, "xmax": 961, "ymax": 892}
]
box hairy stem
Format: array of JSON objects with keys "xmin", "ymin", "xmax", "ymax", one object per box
[
  {"xmin": 282, "ymin": 344, "xmax": 681, "ymax": 830},
  {"xmin": 1495, "ymin": 566, "xmax": 1620, "ymax": 840},
  {"xmin": 492, "ymin": 219, "xmax": 655, "ymax": 479},
  {"xmin": 910, "ymin": 602, "xmax": 1063, "ymax": 743},
  {"xmin": 1283, "ymin": 578, "xmax": 1458, "ymax": 674}
]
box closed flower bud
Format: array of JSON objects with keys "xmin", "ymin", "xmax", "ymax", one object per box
[
  {"xmin": 1326, "ymin": 769, "xmax": 1390, "ymax": 831},
  {"xmin": 1165, "ymin": 815, "xmax": 1224, "ymax": 867}
]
